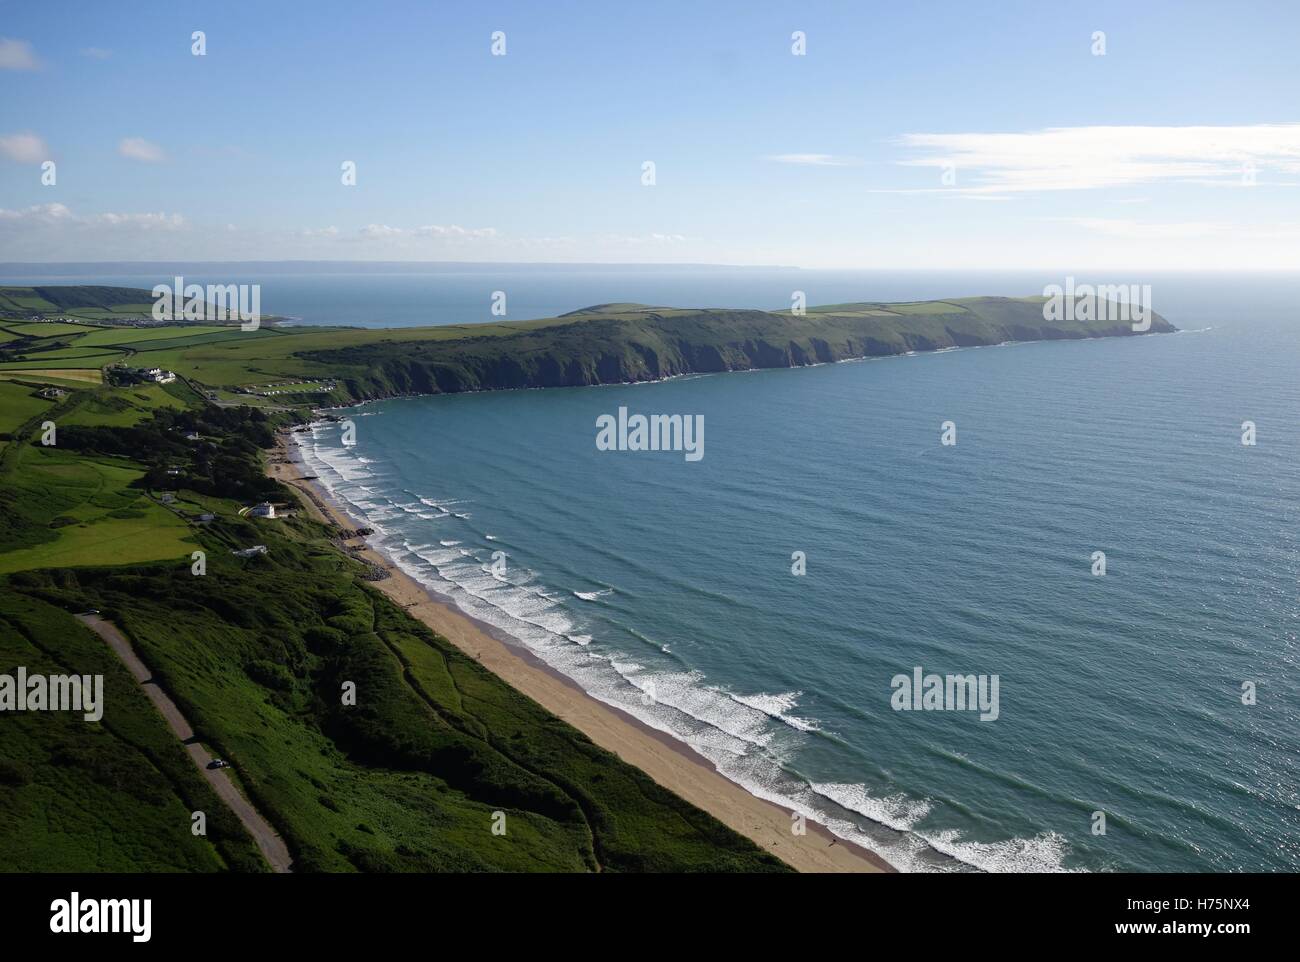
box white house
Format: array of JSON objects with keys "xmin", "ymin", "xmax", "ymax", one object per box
[{"xmin": 250, "ymin": 502, "xmax": 276, "ymax": 519}]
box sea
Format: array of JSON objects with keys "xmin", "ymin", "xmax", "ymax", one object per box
[{"xmin": 8, "ymin": 264, "xmax": 1297, "ymax": 872}]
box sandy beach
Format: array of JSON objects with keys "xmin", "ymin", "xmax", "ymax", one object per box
[{"xmin": 268, "ymin": 429, "xmax": 889, "ymax": 873}]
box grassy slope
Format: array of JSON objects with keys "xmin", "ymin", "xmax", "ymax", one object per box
[
  {"xmin": 0, "ymin": 591, "xmax": 268, "ymax": 871},
  {"xmin": 0, "ymin": 367, "xmax": 788, "ymax": 873},
  {"xmin": 0, "ymin": 287, "xmax": 1176, "ymax": 411},
  {"xmin": 0, "ymin": 387, "xmax": 200, "ymax": 574},
  {"xmin": 0, "ymin": 284, "xmax": 1179, "ymax": 872}
]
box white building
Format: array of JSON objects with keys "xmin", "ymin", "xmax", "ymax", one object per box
[{"xmin": 249, "ymin": 502, "xmax": 276, "ymax": 519}]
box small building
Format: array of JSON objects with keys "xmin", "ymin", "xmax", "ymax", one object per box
[
  {"xmin": 38, "ymin": 387, "xmax": 65, "ymax": 399},
  {"xmin": 232, "ymin": 545, "xmax": 268, "ymax": 558},
  {"xmin": 184, "ymin": 431, "xmax": 202, "ymax": 441},
  {"xmin": 160, "ymin": 492, "xmax": 176, "ymax": 504},
  {"xmin": 198, "ymin": 513, "xmax": 216, "ymax": 523},
  {"xmin": 249, "ymin": 502, "xmax": 276, "ymax": 519}
]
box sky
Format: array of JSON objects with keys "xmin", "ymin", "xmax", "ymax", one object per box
[{"xmin": 1, "ymin": 0, "xmax": 1298, "ymax": 269}]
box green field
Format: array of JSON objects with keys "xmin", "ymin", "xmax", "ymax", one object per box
[
  {"xmin": 0, "ymin": 445, "xmax": 196, "ymax": 574},
  {"xmin": 0, "ymin": 381, "xmax": 54, "ymax": 436},
  {"xmin": 0, "ymin": 292, "xmax": 795, "ymax": 872},
  {"xmin": 0, "ymin": 286, "xmax": 1179, "ymax": 415},
  {"xmin": 0, "ymin": 284, "xmax": 1182, "ymax": 873}
]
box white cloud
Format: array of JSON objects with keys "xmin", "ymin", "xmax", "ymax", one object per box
[
  {"xmin": 893, "ymin": 124, "xmax": 1300, "ymax": 193},
  {"xmin": 0, "ymin": 132, "xmax": 47, "ymax": 163},
  {"xmin": 357, "ymin": 223, "xmax": 401, "ymax": 239},
  {"xmin": 0, "ymin": 204, "xmax": 187, "ymax": 259},
  {"xmin": 767, "ymin": 153, "xmax": 859, "ymax": 167},
  {"xmin": 0, "ymin": 38, "xmax": 40, "ymax": 70},
  {"xmin": 0, "ymin": 203, "xmax": 184, "ymax": 230},
  {"xmin": 0, "ymin": 202, "xmax": 75, "ymax": 225},
  {"xmin": 118, "ymin": 137, "xmax": 166, "ymax": 162},
  {"xmin": 358, "ymin": 223, "xmax": 497, "ymax": 240},
  {"xmin": 300, "ymin": 225, "xmax": 340, "ymax": 238},
  {"xmin": 603, "ymin": 232, "xmax": 688, "ymax": 245}
]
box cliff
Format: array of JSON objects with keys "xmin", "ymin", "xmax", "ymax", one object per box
[{"xmin": 300, "ymin": 296, "xmax": 1177, "ymax": 400}]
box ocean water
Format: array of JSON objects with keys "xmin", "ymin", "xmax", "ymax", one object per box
[
  {"xmin": 282, "ymin": 270, "xmax": 1300, "ymax": 873},
  {"xmin": 16, "ymin": 262, "xmax": 1295, "ymax": 870}
]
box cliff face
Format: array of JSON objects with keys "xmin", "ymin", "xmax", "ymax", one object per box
[{"xmin": 301, "ymin": 297, "xmax": 1177, "ymax": 401}]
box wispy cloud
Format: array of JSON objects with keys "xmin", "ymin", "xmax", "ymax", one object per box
[
  {"xmin": 891, "ymin": 124, "xmax": 1300, "ymax": 194},
  {"xmin": 0, "ymin": 202, "xmax": 184, "ymax": 230},
  {"xmin": 118, "ymin": 137, "xmax": 166, "ymax": 162},
  {"xmin": 358, "ymin": 223, "xmax": 497, "ymax": 240},
  {"xmin": 0, "ymin": 38, "xmax": 40, "ymax": 70},
  {"xmin": 80, "ymin": 47, "xmax": 112, "ymax": 60},
  {"xmin": 767, "ymin": 153, "xmax": 859, "ymax": 167},
  {"xmin": 0, "ymin": 132, "xmax": 47, "ymax": 163}
]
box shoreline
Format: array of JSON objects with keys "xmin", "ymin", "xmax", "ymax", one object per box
[{"xmin": 268, "ymin": 429, "xmax": 891, "ymax": 873}]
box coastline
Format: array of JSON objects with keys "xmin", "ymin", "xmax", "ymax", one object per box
[{"xmin": 268, "ymin": 429, "xmax": 890, "ymax": 873}]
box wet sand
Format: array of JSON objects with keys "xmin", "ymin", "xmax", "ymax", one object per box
[{"xmin": 268, "ymin": 429, "xmax": 890, "ymax": 873}]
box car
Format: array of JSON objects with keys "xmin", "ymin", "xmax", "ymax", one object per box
[{"xmin": 207, "ymin": 759, "xmax": 231, "ymax": 770}]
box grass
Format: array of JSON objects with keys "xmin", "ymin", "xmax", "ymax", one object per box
[
  {"xmin": 0, "ymin": 331, "xmax": 792, "ymax": 872},
  {"xmin": 60, "ymin": 383, "xmax": 187, "ymax": 428},
  {"xmin": 0, "ymin": 381, "xmax": 54, "ymax": 435},
  {"xmin": 2, "ymin": 286, "xmax": 1178, "ymax": 413},
  {"xmin": 0, "ymin": 590, "xmax": 268, "ymax": 871},
  {"xmin": 0, "ymin": 445, "xmax": 196, "ymax": 575},
  {"xmin": 0, "ymin": 322, "xmax": 95, "ymax": 338},
  {"xmin": 0, "ymin": 368, "xmax": 104, "ymax": 384},
  {"xmin": 22, "ymin": 517, "xmax": 786, "ymax": 871}
]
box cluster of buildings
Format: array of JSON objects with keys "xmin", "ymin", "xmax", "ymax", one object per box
[{"xmin": 111, "ymin": 364, "xmax": 178, "ymax": 385}]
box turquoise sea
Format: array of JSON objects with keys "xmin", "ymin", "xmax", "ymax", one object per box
[{"xmin": 14, "ymin": 265, "xmax": 1298, "ymax": 871}]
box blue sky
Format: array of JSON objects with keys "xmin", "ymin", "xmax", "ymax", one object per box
[{"xmin": 2, "ymin": 0, "xmax": 1298, "ymax": 267}]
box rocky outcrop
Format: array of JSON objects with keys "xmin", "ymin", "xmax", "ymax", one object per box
[{"xmin": 301, "ymin": 296, "xmax": 1177, "ymax": 403}]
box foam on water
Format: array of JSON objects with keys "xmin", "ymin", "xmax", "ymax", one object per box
[{"xmin": 292, "ymin": 424, "xmax": 1077, "ymax": 872}]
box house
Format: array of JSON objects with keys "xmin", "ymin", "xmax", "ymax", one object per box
[
  {"xmin": 160, "ymin": 493, "xmax": 176, "ymax": 504},
  {"xmin": 139, "ymin": 367, "xmax": 177, "ymax": 384},
  {"xmin": 198, "ymin": 513, "xmax": 216, "ymax": 523},
  {"xmin": 249, "ymin": 502, "xmax": 276, "ymax": 519},
  {"xmin": 232, "ymin": 545, "xmax": 268, "ymax": 558},
  {"xmin": 37, "ymin": 387, "xmax": 65, "ymax": 399}
]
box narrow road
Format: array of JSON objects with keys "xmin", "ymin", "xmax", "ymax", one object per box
[{"xmin": 76, "ymin": 613, "xmax": 293, "ymax": 873}]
